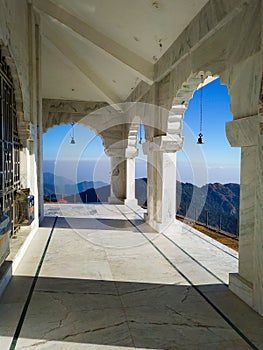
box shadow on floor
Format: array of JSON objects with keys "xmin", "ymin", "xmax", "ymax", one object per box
[
  {"xmin": 40, "ymin": 216, "xmax": 146, "ymax": 231},
  {"xmin": 1, "ymin": 276, "xmax": 262, "ymax": 349}
]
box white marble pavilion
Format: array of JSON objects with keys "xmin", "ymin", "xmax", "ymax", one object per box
[{"xmin": 0, "ymin": 1, "xmax": 263, "ymax": 349}]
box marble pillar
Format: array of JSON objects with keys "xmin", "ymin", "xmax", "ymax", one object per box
[
  {"xmin": 124, "ymin": 147, "xmax": 138, "ymax": 207},
  {"xmin": 155, "ymin": 151, "xmax": 177, "ymax": 226},
  {"xmin": 106, "ymin": 148, "xmax": 126, "ymax": 204},
  {"xmin": 226, "ymin": 115, "xmax": 263, "ymax": 315},
  {"xmin": 253, "ymin": 135, "xmax": 263, "ymax": 315},
  {"xmin": 143, "ymin": 135, "xmax": 183, "ymax": 232}
]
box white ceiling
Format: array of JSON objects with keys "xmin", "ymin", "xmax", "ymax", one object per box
[
  {"xmin": 42, "ymin": 36, "xmax": 104, "ymax": 101},
  {"xmin": 38, "ymin": 0, "xmax": 209, "ymax": 103}
]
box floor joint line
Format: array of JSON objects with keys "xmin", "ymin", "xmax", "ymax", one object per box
[
  {"xmin": 118, "ymin": 205, "xmax": 258, "ymax": 350},
  {"xmin": 9, "ymin": 216, "xmax": 58, "ymax": 350}
]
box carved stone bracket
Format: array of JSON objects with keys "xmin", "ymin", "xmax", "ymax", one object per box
[
  {"xmin": 143, "ymin": 134, "xmax": 183, "ymax": 155},
  {"xmin": 105, "ymin": 147, "xmax": 126, "ymax": 158},
  {"xmin": 18, "ymin": 120, "xmax": 32, "ymax": 147},
  {"xmin": 226, "ymin": 114, "xmax": 263, "ymax": 147},
  {"xmin": 125, "ymin": 147, "xmax": 138, "ymax": 159}
]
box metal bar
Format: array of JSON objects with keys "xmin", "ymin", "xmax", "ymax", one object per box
[{"xmin": 0, "ymin": 52, "xmax": 20, "ymax": 236}]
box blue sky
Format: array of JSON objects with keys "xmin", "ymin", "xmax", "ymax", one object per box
[
  {"xmin": 176, "ymin": 78, "xmax": 240, "ymax": 185},
  {"xmin": 43, "ymin": 78, "xmax": 240, "ymax": 185},
  {"xmin": 182, "ymin": 78, "xmax": 238, "ymax": 166}
]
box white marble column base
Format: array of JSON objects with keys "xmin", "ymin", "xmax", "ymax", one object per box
[
  {"xmin": 229, "ymin": 273, "xmax": 253, "ymax": 309},
  {"xmin": 124, "ymin": 198, "xmax": 138, "ymax": 207},
  {"xmin": 108, "ymin": 196, "xmax": 124, "ymax": 204},
  {"xmin": 144, "ymin": 214, "xmax": 178, "ymax": 233}
]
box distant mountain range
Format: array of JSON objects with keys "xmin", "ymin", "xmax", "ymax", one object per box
[
  {"xmin": 43, "ymin": 172, "xmax": 239, "ymax": 235},
  {"xmin": 176, "ymin": 182, "xmax": 239, "ymax": 235},
  {"xmin": 44, "ymin": 172, "xmax": 108, "ymax": 195}
]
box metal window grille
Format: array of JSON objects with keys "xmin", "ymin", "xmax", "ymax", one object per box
[{"xmin": 0, "ymin": 49, "xmax": 20, "ymax": 235}]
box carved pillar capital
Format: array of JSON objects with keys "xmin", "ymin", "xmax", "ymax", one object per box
[
  {"xmin": 105, "ymin": 147, "xmax": 126, "ymax": 158},
  {"xmin": 125, "ymin": 147, "xmax": 138, "ymax": 159},
  {"xmin": 143, "ymin": 134, "xmax": 183, "ymax": 155}
]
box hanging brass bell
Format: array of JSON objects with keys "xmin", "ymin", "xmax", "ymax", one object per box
[
  {"xmin": 197, "ymin": 133, "xmax": 204, "ymax": 144},
  {"xmin": 70, "ymin": 137, "xmax": 76, "ymax": 144}
]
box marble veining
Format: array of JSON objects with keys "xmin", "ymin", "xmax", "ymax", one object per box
[{"xmin": 0, "ymin": 205, "xmax": 262, "ymax": 349}]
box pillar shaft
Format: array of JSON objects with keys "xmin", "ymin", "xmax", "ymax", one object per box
[
  {"xmin": 238, "ymin": 146, "xmax": 256, "ymax": 282},
  {"xmin": 124, "ymin": 148, "xmax": 138, "ymax": 206},
  {"xmin": 108, "ymin": 155, "xmax": 126, "ymax": 204},
  {"xmin": 107, "ymin": 146, "xmax": 139, "ymax": 206},
  {"xmin": 125, "ymin": 157, "xmax": 135, "ymax": 200},
  {"xmin": 145, "ymin": 148, "xmax": 155, "ymax": 223},
  {"xmin": 155, "ymin": 151, "xmax": 177, "ymax": 224},
  {"xmin": 143, "ymin": 135, "xmax": 183, "ymax": 232},
  {"xmin": 253, "ymin": 136, "xmax": 263, "ymax": 314},
  {"xmin": 226, "ymin": 115, "xmax": 263, "ymax": 315}
]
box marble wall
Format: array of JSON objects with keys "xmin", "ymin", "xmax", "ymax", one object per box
[{"xmin": 0, "ymin": 1, "xmax": 41, "ymax": 227}]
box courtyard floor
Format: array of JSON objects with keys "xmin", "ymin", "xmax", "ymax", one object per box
[{"xmin": 0, "ymin": 204, "xmax": 262, "ymax": 350}]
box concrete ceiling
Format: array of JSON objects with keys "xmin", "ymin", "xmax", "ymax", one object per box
[{"xmin": 36, "ymin": 0, "xmax": 209, "ymax": 103}]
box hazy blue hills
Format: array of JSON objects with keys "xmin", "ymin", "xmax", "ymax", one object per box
[
  {"xmin": 44, "ymin": 173, "xmax": 240, "ymax": 235},
  {"xmin": 44, "ymin": 172, "xmax": 74, "ymax": 187},
  {"xmin": 44, "ymin": 172, "xmax": 108, "ymax": 195},
  {"xmin": 65, "ymin": 178, "xmax": 148, "ymax": 204},
  {"xmin": 176, "ymin": 182, "xmax": 240, "ymax": 234}
]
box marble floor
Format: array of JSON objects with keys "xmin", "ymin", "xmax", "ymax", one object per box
[{"xmin": 0, "ymin": 204, "xmax": 263, "ymax": 350}]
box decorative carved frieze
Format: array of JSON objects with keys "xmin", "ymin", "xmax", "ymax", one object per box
[{"xmin": 42, "ymin": 99, "xmax": 108, "ymax": 132}]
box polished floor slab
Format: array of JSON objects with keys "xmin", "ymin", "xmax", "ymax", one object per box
[{"xmin": 0, "ymin": 204, "xmax": 262, "ymax": 350}]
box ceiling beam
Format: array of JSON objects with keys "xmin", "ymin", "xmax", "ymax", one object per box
[
  {"xmin": 154, "ymin": 0, "xmax": 250, "ymax": 82},
  {"xmin": 44, "ymin": 27, "xmax": 122, "ymax": 106},
  {"xmin": 33, "ymin": 0, "xmax": 154, "ymax": 84}
]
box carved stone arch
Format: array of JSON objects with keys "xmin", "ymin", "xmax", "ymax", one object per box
[
  {"xmin": 126, "ymin": 102, "xmax": 167, "ymax": 142},
  {"xmin": 42, "ymin": 99, "xmax": 108, "ymax": 132},
  {"xmin": 173, "ymin": 71, "xmax": 214, "ymax": 107},
  {"xmin": 167, "ymin": 71, "xmax": 222, "ymax": 139},
  {"xmin": 127, "ymin": 116, "xmax": 140, "ymax": 150},
  {"xmin": 159, "ymin": 67, "xmax": 215, "ymax": 111},
  {"xmin": 0, "ymin": 42, "xmax": 29, "ymax": 142},
  {"xmin": 42, "ymin": 99, "xmax": 110, "ymax": 147}
]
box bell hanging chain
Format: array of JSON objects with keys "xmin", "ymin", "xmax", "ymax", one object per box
[
  {"xmin": 200, "ymin": 74, "xmax": 204, "ymax": 134},
  {"xmin": 197, "ymin": 74, "xmax": 204, "ymax": 144},
  {"xmin": 139, "ymin": 120, "xmax": 143, "ymax": 144}
]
